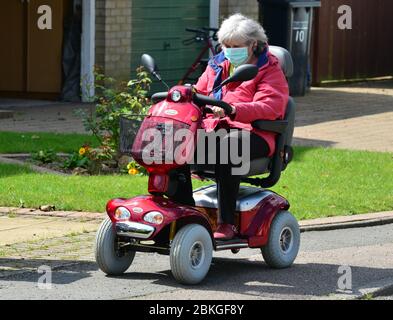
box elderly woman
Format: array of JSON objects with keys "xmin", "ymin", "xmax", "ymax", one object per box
[{"xmin": 172, "ymin": 14, "xmax": 289, "ymax": 240}]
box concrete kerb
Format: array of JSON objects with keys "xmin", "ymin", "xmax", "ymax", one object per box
[
  {"xmin": 1, "ymin": 206, "xmax": 392, "ymax": 232},
  {"xmin": 369, "ymin": 282, "xmax": 393, "ymax": 299},
  {"xmin": 328, "ymin": 277, "xmax": 393, "ymax": 300},
  {"xmin": 0, "ymin": 207, "xmax": 104, "ymax": 221},
  {"xmin": 299, "ymin": 211, "xmax": 393, "ymax": 232}
]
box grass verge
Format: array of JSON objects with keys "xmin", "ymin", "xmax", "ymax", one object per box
[
  {"xmin": 0, "ymin": 131, "xmax": 98, "ymax": 154},
  {"xmin": 0, "ymin": 147, "xmax": 392, "ymax": 220}
]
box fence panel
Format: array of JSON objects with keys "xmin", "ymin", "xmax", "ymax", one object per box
[{"xmin": 312, "ymin": 0, "xmax": 393, "ymax": 84}]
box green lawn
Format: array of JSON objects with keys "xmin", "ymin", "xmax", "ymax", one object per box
[
  {"xmin": 0, "ymin": 131, "xmax": 98, "ymax": 154},
  {"xmin": 0, "ymin": 147, "xmax": 392, "ymax": 220}
]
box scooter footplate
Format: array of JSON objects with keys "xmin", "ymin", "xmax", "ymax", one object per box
[
  {"xmin": 193, "ymin": 184, "xmax": 273, "ymax": 212},
  {"xmin": 215, "ymin": 238, "xmax": 248, "ymax": 251}
]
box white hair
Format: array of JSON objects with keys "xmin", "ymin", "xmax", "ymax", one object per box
[{"xmin": 217, "ymin": 13, "xmax": 268, "ymax": 46}]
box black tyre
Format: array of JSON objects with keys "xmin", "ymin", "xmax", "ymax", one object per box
[
  {"xmin": 95, "ymin": 218, "xmax": 135, "ymax": 275},
  {"xmin": 170, "ymin": 224, "xmax": 213, "ymax": 285},
  {"xmin": 261, "ymin": 211, "xmax": 300, "ymax": 269}
]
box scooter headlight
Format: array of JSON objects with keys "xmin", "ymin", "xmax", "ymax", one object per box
[
  {"xmin": 114, "ymin": 207, "xmax": 131, "ymax": 221},
  {"xmin": 171, "ymin": 90, "xmax": 182, "ymax": 102},
  {"xmin": 144, "ymin": 211, "xmax": 164, "ymax": 225}
]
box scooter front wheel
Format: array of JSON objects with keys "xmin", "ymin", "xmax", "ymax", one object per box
[
  {"xmin": 170, "ymin": 224, "xmax": 213, "ymax": 285},
  {"xmin": 95, "ymin": 218, "xmax": 135, "ymax": 275},
  {"xmin": 261, "ymin": 211, "xmax": 300, "ymax": 269}
]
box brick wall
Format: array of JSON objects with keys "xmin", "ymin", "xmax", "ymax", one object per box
[
  {"xmin": 219, "ymin": 0, "xmax": 259, "ymax": 22},
  {"xmin": 94, "ymin": 0, "xmax": 261, "ymax": 80},
  {"xmin": 95, "ymin": 0, "xmax": 106, "ymax": 70},
  {"xmin": 95, "ymin": 0, "xmax": 132, "ymax": 81}
]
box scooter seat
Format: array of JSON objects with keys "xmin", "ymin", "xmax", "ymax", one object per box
[
  {"xmin": 193, "ymin": 184, "xmax": 274, "ymax": 212},
  {"xmin": 190, "ymin": 157, "xmax": 271, "ymax": 178},
  {"xmin": 245, "ymin": 157, "xmax": 271, "ymax": 176}
]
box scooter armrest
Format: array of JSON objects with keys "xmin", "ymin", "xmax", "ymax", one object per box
[{"xmin": 251, "ymin": 120, "xmax": 288, "ymax": 134}]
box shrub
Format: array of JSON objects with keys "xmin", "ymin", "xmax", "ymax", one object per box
[
  {"xmin": 75, "ymin": 67, "xmax": 151, "ymax": 154},
  {"xmin": 62, "ymin": 152, "xmax": 90, "ymax": 170},
  {"xmin": 125, "ymin": 160, "xmax": 148, "ymax": 176},
  {"xmin": 31, "ymin": 149, "xmax": 58, "ymax": 164},
  {"xmin": 72, "ymin": 67, "xmax": 152, "ymax": 174}
]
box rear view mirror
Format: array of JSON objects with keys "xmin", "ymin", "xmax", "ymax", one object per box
[
  {"xmin": 141, "ymin": 54, "xmax": 157, "ymax": 74},
  {"xmin": 141, "ymin": 54, "xmax": 169, "ymax": 89},
  {"xmin": 221, "ymin": 64, "xmax": 259, "ymax": 87},
  {"xmin": 209, "ymin": 64, "xmax": 259, "ymax": 95}
]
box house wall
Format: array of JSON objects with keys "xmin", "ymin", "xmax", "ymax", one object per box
[
  {"xmin": 95, "ymin": 0, "xmax": 106, "ymax": 70},
  {"xmin": 95, "ymin": 0, "xmax": 132, "ymax": 80},
  {"xmin": 95, "ymin": 0, "xmax": 262, "ymax": 82},
  {"xmin": 219, "ymin": 0, "xmax": 259, "ymax": 21},
  {"xmin": 130, "ymin": 0, "xmax": 210, "ymax": 91}
]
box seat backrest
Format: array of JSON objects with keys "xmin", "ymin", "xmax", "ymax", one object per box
[
  {"xmin": 284, "ymin": 97, "xmax": 295, "ymax": 147},
  {"xmin": 269, "ymin": 46, "xmax": 295, "ymax": 147},
  {"xmin": 268, "ymin": 45, "xmax": 294, "ymax": 78}
]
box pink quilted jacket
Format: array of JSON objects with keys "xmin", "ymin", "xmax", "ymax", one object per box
[{"xmin": 194, "ymin": 47, "xmax": 289, "ymax": 156}]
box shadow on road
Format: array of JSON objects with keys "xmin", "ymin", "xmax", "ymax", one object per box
[
  {"xmin": 0, "ymin": 258, "xmax": 97, "ymax": 284},
  {"xmin": 104, "ymin": 257, "xmax": 393, "ymax": 298},
  {"xmin": 1, "ymin": 254, "xmax": 393, "ymax": 298}
]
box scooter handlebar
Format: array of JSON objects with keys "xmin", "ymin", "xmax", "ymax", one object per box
[
  {"xmin": 193, "ymin": 93, "xmax": 233, "ymax": 115},
  {"xmin": 151, "ymin": 92, "xmax": 168, "ymax": 103},
  {"xmin": 150, "ymin": 91, "xmax": 233, "ymax": 115}
]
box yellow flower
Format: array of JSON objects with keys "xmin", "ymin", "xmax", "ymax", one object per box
[
  {"xmin": 128, "ymin": 168, "xmax": 139, "ymax": 175},
  {"xmin": 79, "ymin": 147, "xmax": 86, "ymax": 156}
]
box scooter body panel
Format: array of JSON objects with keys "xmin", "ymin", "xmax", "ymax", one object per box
[
  {"xmin": 194, "ymin": 184, "xmax": 290, "ymax": 247},
  {"xmin": 148, "ymin": 88, "xmax": 202, "ymax": 127},
  {"xmin": 106, "ymin": 195, "xmax": 212, "ymax": 240},
  {"xmin": 106, "ymin": 184, "xmax": 289, "ymax": 249},
  {"xmin": 131, "ymin": 90, "xmax": 202, "ymax": 189}
]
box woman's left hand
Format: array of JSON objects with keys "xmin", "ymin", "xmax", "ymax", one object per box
[{"xmin": 211, "ymin": 105, "xmax": 236, "ymax": 118}]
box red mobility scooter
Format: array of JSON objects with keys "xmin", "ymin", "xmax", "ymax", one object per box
[{"xmin": 95, "ymin": 46, "xmax": 300, "ymax": 285}]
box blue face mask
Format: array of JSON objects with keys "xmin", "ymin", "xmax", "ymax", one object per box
[{"xmin": 224, "ymin": 47, "xmax": 249, "ymax": 67}]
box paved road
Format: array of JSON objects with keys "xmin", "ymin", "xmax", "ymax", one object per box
[{"xmin": 1, "ymin": 224, "xmax": 393, "ymax": 300}]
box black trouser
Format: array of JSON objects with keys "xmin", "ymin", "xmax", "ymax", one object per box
[{"xmin": 170, "ymin": 130, "xmax": 270, "ymax": 225}]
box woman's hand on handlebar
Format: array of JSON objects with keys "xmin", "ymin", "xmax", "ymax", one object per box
[
  {"xmin": 192, "ymin": 92, "xmax": 235, "ymax": 116},
  {"xmin": 210, "ymin": 106, "xmax": 225, "ymax": 118},
  {"xmin": 209, "ymin": 105, "xmax": 236, "ymax": 118}
]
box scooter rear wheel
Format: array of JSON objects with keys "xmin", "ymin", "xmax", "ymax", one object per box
[
  {"xmin": 261, "ymin": 211, "xmax": 300, "ymax": 269},
  {"xmin": 170, "ymin": 224, "xmax": 213, "ymax": 285},
  {"xmin": 95, "ymin": 218, "xmax": 135, "ymax": 275}
]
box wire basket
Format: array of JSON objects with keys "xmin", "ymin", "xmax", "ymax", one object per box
[{"xmin": 119, "ymin": 114, "xmax": 146, "ymax": 154}]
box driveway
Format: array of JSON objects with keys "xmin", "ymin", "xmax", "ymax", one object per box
[
  {"xmin": 1, "ymin": 79, "xmax": 392, "ymax": 152},
  {"xmin": 294, "ymin": 80, "xmax": 393, "ymax": 152}
]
